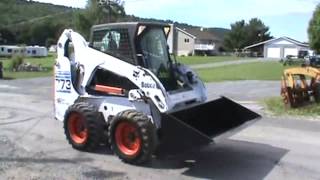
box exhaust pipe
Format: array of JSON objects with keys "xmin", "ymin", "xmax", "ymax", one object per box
[{"xmin": 157, "ymin": 96, "xmax": 261, "ymax": 154}]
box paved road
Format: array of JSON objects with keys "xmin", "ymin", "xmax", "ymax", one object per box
[
  {"xmin": 0, "ymin": 78, "xmax": 320, "ymax": 179},
  {"xmin": 189, "ymin": 58, "xmax": 276, "ymax": 69}
]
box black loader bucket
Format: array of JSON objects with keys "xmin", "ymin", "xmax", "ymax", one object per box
[{"xmin": 157, "ymin": 96, "xmax": 261, "ymax": 154}]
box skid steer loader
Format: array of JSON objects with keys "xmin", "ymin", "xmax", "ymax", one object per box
[{"xmin": 54, "ymin": 22, "xmax": 260, "ymax": 164}]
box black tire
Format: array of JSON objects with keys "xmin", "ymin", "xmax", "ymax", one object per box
[
  {"xmin": 108, "ymin": 110, "xmax": 157, "ymax": 164},
  {"xmin": 282, "ymin": 87, "xmax": 298, "ymax": 108},
  {"xmin": 313, "ymin": 83, "xmax": 320, "ymax": 103},
  {"xmin": 64, "ymin": 102, "xmax": 104, "ymax": 151}
]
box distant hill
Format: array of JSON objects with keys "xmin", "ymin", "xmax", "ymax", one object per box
[
  {"xmin": 124, "ymin": 15, "xmax": 230, "ymax": 39},
  {"xmin": 0, "ymin": 0, "xmax": 230, "ymax": 44},
  {"xmin": 208, "ymin": 28, "xmax": 230, "ymax": 40},
  {"xmin": 0, "ymin": 0, "xmax": 73, "ymax": 27},
  {"xmin": 0, "ymin": 0, "xmax": 229, "ymax": 33},
  {"xmin": 123, "ymin": 15, "xmax": 197, "ymax": 28}
]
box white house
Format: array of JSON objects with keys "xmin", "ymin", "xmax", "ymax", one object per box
[
  {"xmin": 0, "ymin": 45, "xmax": 48, "ymax": 57},
  {"xmin": 167, "ymin": 25, "xmax": 222, "ymax": 56},
  {"xmin": 243, "ymin": 37, "xmax": 310, "ymax": 59}
]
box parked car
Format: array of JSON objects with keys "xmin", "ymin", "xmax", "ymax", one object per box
[
  {"xmin": 282, "ymin": 55, "xmax": 304, "ymax": 66},
  {"xmin": 308, "ymin": 55, "xmax": 320, "ymax": 67}
]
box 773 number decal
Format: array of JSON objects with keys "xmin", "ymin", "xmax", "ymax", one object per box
[{"xmin": 56, "ymin": 79, "xmax": 71, "ymax": 93}]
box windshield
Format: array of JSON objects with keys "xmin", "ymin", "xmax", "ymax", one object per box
[
  {"xmin": 140, "ymin": 28, "xmax": 178, "ymax": 91},
  {"xmin": 140, "ymin": 28, "xmax": 170, "ymax": 74}
]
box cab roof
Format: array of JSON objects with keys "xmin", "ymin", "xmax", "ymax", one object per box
[{"xmin": 91, "ymin": 22, "xmax": 170, "ymax": 32}]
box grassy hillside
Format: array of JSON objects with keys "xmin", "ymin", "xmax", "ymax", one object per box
[
  {"xmin": 0, "ymin": 0, "xmax": 229, "ymax": 45},
  {"xmin": 1, "ymin": 0, "xmax": 229, "ymax": 32},
  {"xmin": 0, "ymin": 0, "xmax": 73, "ymax": 27},
  {"xmin": 0, "ymin": 0, "xmax": 77, "ymax": 46}
]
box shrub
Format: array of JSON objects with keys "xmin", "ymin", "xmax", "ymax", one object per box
[{"xmin": 8, "ymin": 55, "xmax": 24, "ymax": 71}]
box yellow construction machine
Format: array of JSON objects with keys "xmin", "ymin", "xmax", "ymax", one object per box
[{"xmin": 281, "ymin": 66, "xmax": 320, "ymax": 108}]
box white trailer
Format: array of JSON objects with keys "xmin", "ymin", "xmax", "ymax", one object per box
[
  {"xmin": 25, "ymin": 46, "xmax": 48, "ymax": 57},
  {"xmin": 0, "ymin": 45, "xmax": 23, "ymax": 57},
  {"xmin": 0, "ymin": 45, "xmax": 48, "ymax": 57}
]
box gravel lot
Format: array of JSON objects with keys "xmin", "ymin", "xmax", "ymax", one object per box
[{"xmin": 1, "ymin": 77, "xmax": 320, "ymax": 180}]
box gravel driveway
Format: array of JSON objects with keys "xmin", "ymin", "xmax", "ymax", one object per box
[{"xmin": 0, "ymin": 77, "xmax": 320, "ymax": 180}]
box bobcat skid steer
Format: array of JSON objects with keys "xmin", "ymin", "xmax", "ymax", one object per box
[{"xmin": 54, "ymin": 22, "xmax": 260, "ymax": 164}]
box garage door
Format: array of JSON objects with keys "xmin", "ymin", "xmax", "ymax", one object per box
[
  {"xmin": 284, "ymin": 48, "xmax": 298, "ymax": 58},
  {"xmin": 267, "ymin": 48, "xmax": 281, "ymax": 58}
]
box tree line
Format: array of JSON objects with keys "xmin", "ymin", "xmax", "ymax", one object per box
[
  {"xmin": 0, "ymin": 0, "xmax": 126, "ymax": 47},
  {"xmin": 223, "ymin": 18, "xmax": 273, "ymax": 51},
  {"xmin": 309, "ymin": 4, "xmax": 320, "ymax": 54},
  {"xmin": 226, "ymin": 2, "xmax": 320, "ymax": 53}
]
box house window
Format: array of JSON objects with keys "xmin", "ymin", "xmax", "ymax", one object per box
[
  {"xmin": 7, "ymin": 49, "xmax": 12, "ymax": 53},
  {"xmin": 184, "ymin": 38, "xmax": 190, "ymax": 43},
  {"xmin": 1, "ymin": 47, "xmax": 4, "ymax": 52},
  {"xmin": 32, "ymin": 50, "xmax": 36, "ymax": 54}
]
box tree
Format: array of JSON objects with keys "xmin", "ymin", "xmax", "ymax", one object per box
[
  {"xmin": 246, "ymin": 18, "xmax": 272, "ymax": 45},
  {"xmin": 224, "ymin": 20, "xmax": 247, "ymax": 51},
  {"xmin": 99, "ymin": 0, "xmax": 125, "ymax": 23},
  {"xmin": 74, "ymin": 0, "xmax": 126, "ymax": 39},
  {"xmin": 308, "ymin": 4, "xmax": 320, "ymax": 54},
  {"xmin": 15, "ymin": 19, "xmax": 66, "ymax": 46},
  {"xmin": 45, "ymin": 38, "xmax": 56, "ymax": 48},
  {"xmin": 0, "ymin": 28, "xmax": 16, "ymax": 44},
  {"xmin": 224, "ymin": 18, "xmax": 272, "ymax": 51},
  {"xmin": 74, "ymin": 11, "xmax": 93, "ymax": 40}
]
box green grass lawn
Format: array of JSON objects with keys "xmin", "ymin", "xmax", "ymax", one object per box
[
  {"xmin": 196, "ymin": 61, "xmax": 287, "ymax": 82},
  {"xmin": 176, "ymin": 56, "xmax": 248, "ymax": 65},
  {"xmin": 0, "ymin": 55, "xmax": 291, "ymax": 81},
  {"xmin": 263, "ymin": 97, "xmax": 320, "ymax": 117},
  {"xmin": 0, "ymin": 54, "xmax": 55, "ymax": 79}
]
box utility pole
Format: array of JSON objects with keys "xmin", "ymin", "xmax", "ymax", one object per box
[{"xmin": 108, "ymin": 0, "xmax": 111, "ymax": 23}]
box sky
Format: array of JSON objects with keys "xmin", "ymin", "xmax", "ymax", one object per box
[{"xmin": 34, "ymin": 0, "xmax": 319, "ymax": 42}]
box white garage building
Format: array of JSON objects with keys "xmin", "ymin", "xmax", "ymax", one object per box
[{"xmin": 244, "ymin": 37, "xmax": 310, "ymax": 59}]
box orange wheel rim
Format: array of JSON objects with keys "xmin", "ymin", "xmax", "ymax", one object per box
[
  {"xmin": 115, "ymin": 122, "xmax": 141, "ymax": 156},
  {"xmin": 68, "ymin": 112, "xmax": 88, "ymax": 144}
]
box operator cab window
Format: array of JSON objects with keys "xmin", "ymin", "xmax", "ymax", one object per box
[
  {"xmin": 138, "ymin": 27, "xmax": 180, "ymax": 91},
  {"xmin": 92, "ymin": 28, "xmax": 134, "ymax": 64}
]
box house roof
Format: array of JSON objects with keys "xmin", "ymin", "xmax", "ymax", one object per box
[
  {"xmin": 244, "ymin": 37, "xmax": 309, "ymax": 49},
  {"xmin": 175, "ymin": 27, "xmax": 196, "ymax": 39},
  {"xmin": 182, "ymin": 28, "xmax": 221, "ymax": 41}
]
